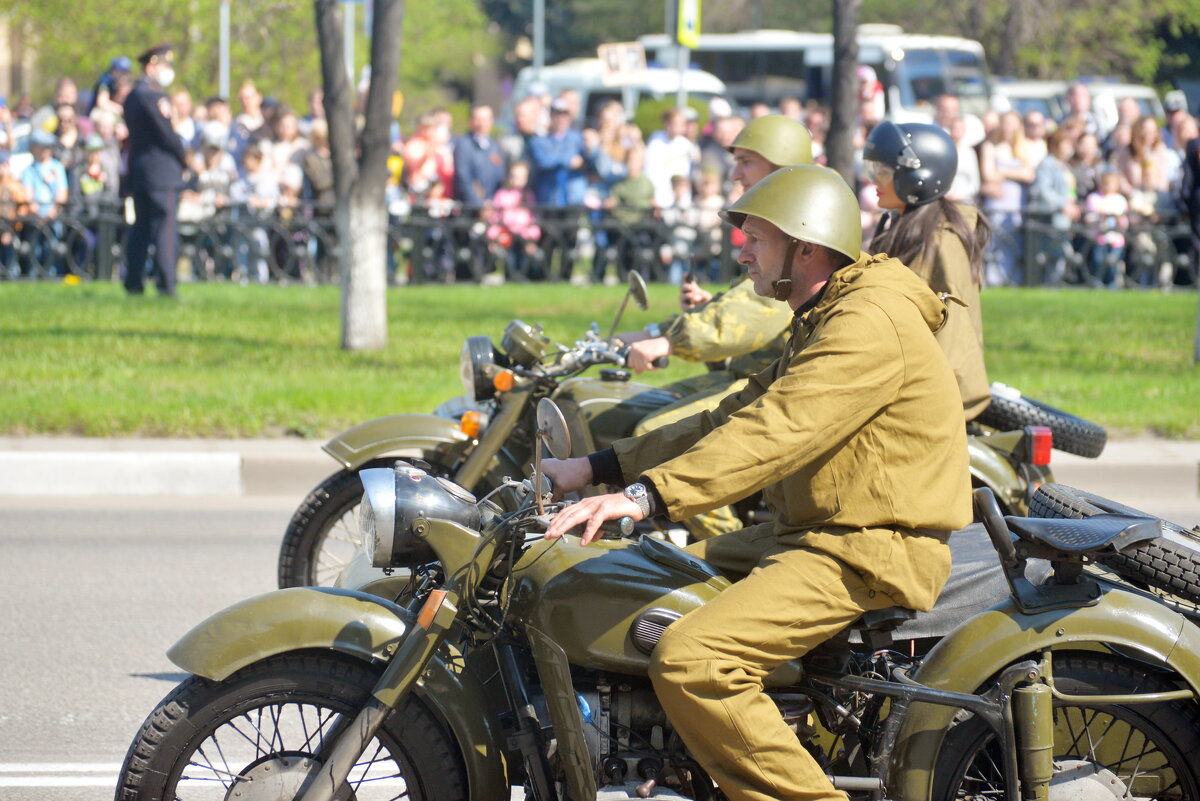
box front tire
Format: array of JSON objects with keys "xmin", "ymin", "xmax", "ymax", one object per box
[
  {"xmin": 116, "ymin": 652, "xmax": 468, "ymax": 801},
  {"xmin": 278, "ymin": 453, "xmax": 460, "ymax": 588},
  {"xmin": 933, "ymin": 653, "xmax": 1200, "ymax": 800}
]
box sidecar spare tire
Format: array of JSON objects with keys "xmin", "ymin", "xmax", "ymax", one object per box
[
  {"xmin": 115, "ymin": 651, "xmax": 468, "ymax": 801},
  {"xmin": 976, "ymin": 383, "xmax": 1107, "ymax": 458},
  {"xmin": 932, "ymin": 653, "xmax": 1200, "ymax": 800},
  {"xmin": 1029, "ymin": 483, "xmax": 1200, "ymax": 606}
]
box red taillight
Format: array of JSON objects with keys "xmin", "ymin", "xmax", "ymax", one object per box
[{"xmin": 1027, "ymin": 426, "xmax": 1053, "ymax": 466}]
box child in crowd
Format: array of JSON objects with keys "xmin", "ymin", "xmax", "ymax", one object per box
[
  {"xmin": 230, "ymin": 144, "xmax": 279, "ymax": 283},
  {"xmin": 693, "ymin": 171, "xmax": 726, "ymax": 281},
  {"xmin": 486, "ymin": 161, "xmax": 541, "ymax": 279},
  {"xmin": 1084, "ymin": 170, "xmax": 1129, "ymax": 287},
  {"xmin": 0, "ymin": 152, "xmax": 29, "ymax": 276},
  {"xmin": 606, "ymin": 145, "xmax": 656, "ymax": 280},
  {"xmin": 660, "ymin": 173, "xmax": 698, "ymax": 283}
]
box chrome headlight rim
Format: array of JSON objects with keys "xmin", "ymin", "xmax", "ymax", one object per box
[
  {"xmin": 358, "ymin": 468, "xmax": 397, "ymax": 567},
  {"xmin": 460, "ymin": 335, "xmax": 497, "ymax": 402}
]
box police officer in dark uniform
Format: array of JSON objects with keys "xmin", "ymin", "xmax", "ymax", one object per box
[{"xmin": 123, "ymin": 43, "xmax": 186, "ymax": 298}]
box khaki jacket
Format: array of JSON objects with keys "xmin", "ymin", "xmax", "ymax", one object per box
[
  {"xmin": 613, "ymin": 254, "xmax": 972, "ymax": 610},
  {"xmin": 661, "ymin": 276, "xmax": 794, "ymax": 378},
  {"xmin": 903, "ymin": 205, "xmax": 991, "ymax": 421}
]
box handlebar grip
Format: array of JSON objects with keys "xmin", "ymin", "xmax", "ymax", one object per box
[
  {"xmin": 650, "ymin": 356, "xmax": 670, "ymax": 369},
  {"xmin": 600, "ymin": 516, "xmax": 636, "ymax": 539}
]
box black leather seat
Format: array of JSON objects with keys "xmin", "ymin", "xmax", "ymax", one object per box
[{"xmin": 1005, "ymin": 514, "xmax": 1160, "ymax": 554}]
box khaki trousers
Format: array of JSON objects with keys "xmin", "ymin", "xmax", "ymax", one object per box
[{"xmin": 648, "ymin": 527, "xmax": 898, "ymax": 801}]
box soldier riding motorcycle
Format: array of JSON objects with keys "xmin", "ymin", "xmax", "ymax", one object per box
[
  {"xmin": 117, "ymin": 403, "xmax": 1200, "ymax": 801},
  {"xmin": 277, "ymin": 268, "xmax": 1098, "ymax": 588},
  {"xmin": 277, "ymin": 119, "xmax": 1106, "ymax": 589}
]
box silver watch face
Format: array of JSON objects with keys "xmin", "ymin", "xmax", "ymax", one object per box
[{"xmin": 624, "ymin": 483, "xmax": 646, "ymax": 500}]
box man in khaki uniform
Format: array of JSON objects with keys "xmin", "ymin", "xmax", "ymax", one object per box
[
  {"xmin": 546, "ymin": 166, "xmax": 972, "ymax": 801},
  {"xmin": 620, "ymin": 114, "xmax": 813, "ymax": 539}
]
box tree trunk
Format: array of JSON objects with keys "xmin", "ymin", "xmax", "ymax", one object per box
[
  {"xmin": 826, "ymin": 0, "xmax": 861, "ymax": 187},
  {"xmin": 314, "ymin": 0, "xmax": 405, "ymax": 351}
]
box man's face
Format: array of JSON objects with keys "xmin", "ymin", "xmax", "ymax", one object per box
[
  {"xmin": 731, "ymin": 148, "xmax": 774, "ymax": 189},
  {"xmin": 935, "ymin": 96, "xmax": 959, "ymax": 127},
  {"xmin": 470, "ymin": 106, "xmax": 493, "ymax": 136},
  {"xmin": 738, "ymin": 215, "xmax": 790, "ymax": 298},
  {"xmin": 1069, "ymin": 85, "xmax": 1091, "ymax": 114},
  {"xmin": 550, "ymin": 109, "xmax": 572, "ymax": 134},
  {"xmin": 1024, "ymin": 112, "xmax": 1046, "ymax": 141}
]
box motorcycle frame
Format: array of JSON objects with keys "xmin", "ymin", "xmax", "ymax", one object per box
[{"xmin": 171, "ymin": 528, "xmax": 1200, "ymax": 801}]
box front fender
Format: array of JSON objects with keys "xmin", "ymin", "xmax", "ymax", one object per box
[
  {"xmin": 891, "ymin": 587, "xmax": 1200, "ymax": 801},
  {"xmin": 168, "ymin": 587, "xmax": 510, "ymax": 801},
  {"xmin": 323, "ymin": 413, "xmax": 470, "ymax": 470}
]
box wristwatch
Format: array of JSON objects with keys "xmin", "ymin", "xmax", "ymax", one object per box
[
  {"xmin": 643, "ymin": 322, "xmax": 662, "ymax": 338},
  {"xmin": 623, "ymin": 482, "xmax": 652, "ymax": 518}
]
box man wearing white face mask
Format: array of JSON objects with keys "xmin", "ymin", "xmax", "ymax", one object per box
[{"xmin": 123, "ymin": 43, "xmax": 187, "ymax": 298}]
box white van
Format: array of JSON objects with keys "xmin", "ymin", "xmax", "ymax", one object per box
[
  {"xmin": 507, "ymin": 57, "xmax": 728, "ymax": 127},
  {"xmin": 639, "ymin": 24, "xmax": 992, "ymax": 122}
]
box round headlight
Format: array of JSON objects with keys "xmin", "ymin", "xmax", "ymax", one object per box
[
  {"xmin": 359, "ymin": 468, "xmax": 397, "ymax": 567},
  {"xmin": 460, "ymin": 335, "xmax": 497, "ymax": 402}
]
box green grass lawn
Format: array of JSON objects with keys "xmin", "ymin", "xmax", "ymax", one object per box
[{"xmin": 1, "ymin": 281, "xmax": 1197, "ymax": 438}]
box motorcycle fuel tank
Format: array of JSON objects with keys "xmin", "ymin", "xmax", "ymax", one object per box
[
  {"xmin": 553, "ymin": 376, "xmax": 681, "ymax": 453},
  {"xmin": 509, "ymin": 535, "xmax": 730, "ymax": 674}
]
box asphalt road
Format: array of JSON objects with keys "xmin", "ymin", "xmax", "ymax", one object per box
[
  {"xmin": 0, "ymin": 457, "xmax": 1196, "ymax": 800},
  {"xmin": 0, "ymin": 495, "xmax": 288, "ymax": 800}
]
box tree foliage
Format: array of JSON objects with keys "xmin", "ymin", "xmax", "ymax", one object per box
[
  {"xmin": 484, "ymin": 0, "xmax": 1200, "ymax": 89},
  {"xmin": 2, "ymin": 0, "xmax": 495, "ymax": 116}
]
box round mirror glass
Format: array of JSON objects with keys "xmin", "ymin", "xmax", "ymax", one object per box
[
  {"xmin": 628, "ymin": 270, "xmax": 649, "ymax": 311},
  {"xmin": 535, "ymin": 398, "xmax": 572, "ymax": 460}
]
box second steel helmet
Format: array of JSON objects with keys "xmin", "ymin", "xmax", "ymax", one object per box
[
  {"xmin": 720, "ymin": 165, "xmax": 861, "ymax": 262},
  {"xmin": 862, "ymin": 121, "xmax": 957, "ymax": 207},
  {"xmin": 727, "ymin": 114, "xmax": 814, "ymax": 167}
]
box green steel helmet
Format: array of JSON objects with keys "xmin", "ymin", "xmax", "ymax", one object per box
[
  {"xmin": 727, "ymin": 114, "xmax": 814, "ymax": 167},
  {"xmin": 720, "ymin": 165, "xmax": 862, "ymax": 262}
]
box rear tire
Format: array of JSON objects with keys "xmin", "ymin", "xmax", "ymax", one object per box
[
  {"xmin": 1029, "ymin": 483, "xmax": 1200, "ymax": 605},
  {"xmin": 933, "ymin": 653, "xmax": 1200, "ymax": 800},
  {"xmin": 977, "ymin": 385, "xmax": 1107, "ymax": 458},
  {"xmin": 116, "ymin": 652, "xmax": 468, "ymax": 801}
]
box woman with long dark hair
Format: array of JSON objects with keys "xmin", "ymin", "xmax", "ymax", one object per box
[{"xmin": 864, "ymin": 121, "xmax": 993, "ymax": 421}]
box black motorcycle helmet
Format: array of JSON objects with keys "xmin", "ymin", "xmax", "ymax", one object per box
[{"xmin": 863, "ymin": 121, "xmax": 957, "ymax": 207}]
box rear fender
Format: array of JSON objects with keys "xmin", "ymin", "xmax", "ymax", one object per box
[
  {"xmin": 168, "ymin": 587, "xmax": 510, "ymax": 801},
  {"xmin": 890, "ymin": 588, "xmax": 1200, "ymax": 801},
  {"xmin": 967, "ymin": 433, "xmax": 1025, "ymax": 514},
  {"xmin": 322, "ymin": 413, "xmax": 470, "ymax": 470}
]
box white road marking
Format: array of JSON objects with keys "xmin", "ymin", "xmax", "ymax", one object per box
[{"xmin": 0, "ymin": 764, "xmax": 120, "ymax": 788}]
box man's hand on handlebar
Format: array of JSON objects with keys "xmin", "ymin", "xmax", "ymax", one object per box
[
  {"xmin": 627, "ymin": 337, "xmax": 672, "ymax": 373},
  {"xmin": 541, "ymin": 457, "xmax": 594, "ymax": 497},
  {"xmin": 545, "ymin": 492, "xmax": 644, "ymax": 545},
  {"xmin": 680, "ymin": 278, "xmax": 713, "ymax": 311}
]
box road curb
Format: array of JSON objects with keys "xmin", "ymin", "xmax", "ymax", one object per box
[{"xmin": 0, "ymin": 452, "xmax": 243, "ymax": 496}]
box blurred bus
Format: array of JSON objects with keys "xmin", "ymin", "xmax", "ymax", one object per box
[{"xmin": 639, "ymin": 24, "xmax": 992, "ymax": 122}]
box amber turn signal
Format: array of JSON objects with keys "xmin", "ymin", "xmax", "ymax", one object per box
[
  {"xmin": 460, "ymin": 410, "xmax": 484, "ymax": 439},
  {"xmin": 493, "ymin": 369, "xmax": 515, "ymax": 393}
]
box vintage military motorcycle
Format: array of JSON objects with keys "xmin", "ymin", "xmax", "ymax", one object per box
[
  {"xmin": 120, "ymin": 400, "xmax": 1200, "ymax": 801},
  {"xmin": 279, "ymin": 272, "xmax": 1097, "ymax": 588}
]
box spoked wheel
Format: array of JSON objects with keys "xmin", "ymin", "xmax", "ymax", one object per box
[
  {"xmin": 278, "ymin": 456, "xmax": 453, "ymax": 588},
  {"xmin": 116, "ymin": 653, "xmax": 468, "ymax": 801},
  {"xmin": 934, "ymin": 654, "xmax": 1200, "ymax": 800}
]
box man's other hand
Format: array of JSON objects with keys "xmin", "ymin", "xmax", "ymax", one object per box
[{"xmin": 541, "ymin": 456, "xmax": 593, "ymax": 497}]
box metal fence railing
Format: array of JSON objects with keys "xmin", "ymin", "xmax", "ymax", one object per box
[{"xmin": 2, "ymin": 200, "xmax": 1196, "ymax": 290}]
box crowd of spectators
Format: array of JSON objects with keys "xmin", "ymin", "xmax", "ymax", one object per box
[{"xmin": 1, "ymin": 59, "xmax": 1197, "ymax": 287}]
